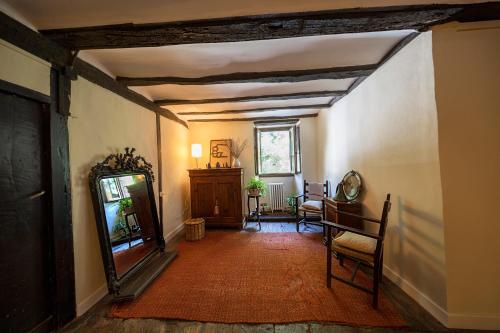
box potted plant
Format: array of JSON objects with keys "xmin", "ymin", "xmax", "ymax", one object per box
[
  {"xmin": 117, "ymin": 197, "xmax": 133, "ymax": 217},
  {"xmin": 287, "ymin": 194, "xmax": 298, "ymax": 214},
  {"xmin": 245, "ymin": 176, "xmax": 267, "ymax": 196}
]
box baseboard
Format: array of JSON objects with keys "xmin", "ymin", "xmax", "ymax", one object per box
[
  {"xmin": 164, "ymin": 222, "xmax": 185, "ymax": 242},
  {"xmin": 448, "ymin": 312, "xmax": 500, "ymax": 330},
  {"xmin": 76, "ymin": 283, "xmax": 107, "ymax": 317},
  {"xmin": 384, "ymin": 265, "xmax": 500, "ymax": 330},
  {"xmin": 383, "ymin": 264, "xmax": 449, "ymax": 326}
]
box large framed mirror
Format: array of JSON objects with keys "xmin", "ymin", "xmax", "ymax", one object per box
[{"xmin": 89, "ymin": 148, "xmax": 176, "ymax": 301}]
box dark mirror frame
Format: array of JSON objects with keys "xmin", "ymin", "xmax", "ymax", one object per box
[{"xmin": 88, "ymin": 148, "xmax": 175, "ymax": 301}]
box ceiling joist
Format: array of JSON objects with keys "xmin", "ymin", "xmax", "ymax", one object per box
[
  {"xmin": 117, "ymin": 65, "xmax": 373, "ymax": 86},
  {"xmin": 40, "ymin": 3, "xmax": 500, "ymax": 50},
  {"xmin": 154, "ymin": 90, "xmax": 346, "ymax": 106},
  {"xmin": 177, "ymin": 103, "xmax": 330, "ymax": 115},
  {"xmin": 188, "ymin": 114, "xmax": 318, "ymax": 122}
]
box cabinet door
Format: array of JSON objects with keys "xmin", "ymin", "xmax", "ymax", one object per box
[
  {"xmin": 216, "ymin": 177, "xmax": 241, "ymax": 224},
  {"xmin": 191, "ymin": 178, "xmax": 216, "ymax": 218}
]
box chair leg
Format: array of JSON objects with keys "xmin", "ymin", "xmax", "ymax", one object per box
[
  {"xmin": 379, "ymin": 254, "xmax": 384, "ymax": 283},
  {"xmin": 373, "ymin": 261, "xmax": 380, "ymax": 309},
  {"xmin": 339, "ymin": 253, "xmax": 344, "ymax": 267},
  {"xmin": 326, "ymin": 225, "xmax": 332, "ymax": 288},
  {"xmin": 296, "ymin": 211, "xmax": 300, "ymax": 232}
]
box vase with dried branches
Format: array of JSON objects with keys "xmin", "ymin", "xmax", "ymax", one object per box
[{"xmin": 230, "ymin": 138, "xmax": 247, "ymax": 167}]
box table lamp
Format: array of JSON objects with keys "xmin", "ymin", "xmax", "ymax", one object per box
[{"xmin": 191, "ymin": 143, "xmax": 202, "ymax": 169}]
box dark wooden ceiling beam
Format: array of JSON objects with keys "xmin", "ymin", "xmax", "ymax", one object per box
[
  {"xmin": 117, "ymin": 65, "xmax": 373, "ymax": 86},
  {"xmin": 40, "ymin": 3, "xmax": 500, "ymax": 50},
  {"xmin": 177, "ymin": 103, "xmax": 330, "ymax": 115},
  {"xmin": 188, "ymin": 113, "xmax": 318, "ymax": 122},
  {"xmin": 155, "ymin": 90, "xmax": 346, "ymax": 106}
]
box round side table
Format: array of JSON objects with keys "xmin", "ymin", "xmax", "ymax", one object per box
[{"xmin": 246, "ymin": 194, "xmax": 261, "ymax": 230}]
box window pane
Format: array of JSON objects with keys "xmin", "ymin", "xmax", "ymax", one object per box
[{"xmin": 259, "ymin": 130, "xmax": 292, "ymax": 174}]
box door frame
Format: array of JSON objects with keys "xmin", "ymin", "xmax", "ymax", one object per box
[{"xmin": 0, "ymin": 72, "xmax": 76, "ymax": 329}]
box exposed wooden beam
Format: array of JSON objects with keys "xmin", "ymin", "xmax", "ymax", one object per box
[
  {"xmin": 0, "ymin": 10, "xmax": 187, "ymax": 127},
  {"xmin": 188, "ymin": 114, "xmax": 318, "ymax": 122},
  {"xmin": 0, "ymin": 10, "xmax": 71, "ymax": 67},
  {"xmin": 155, "ymin": 90, "xmax": 346, "ymax": 106},
  {"xmin": 378, "ymin": 32, "xmax": 420, "ymax": 68},
  {"xmin": 177, "ymin": 103, "xmax": 329, "ymax": 115},
  {"xmin": 117, "ymin": 65, "xmax": 374, "ymax": 86},
  {"xmin": 40, "ymin": 3, "xmax": 500, "ymax": 50}
]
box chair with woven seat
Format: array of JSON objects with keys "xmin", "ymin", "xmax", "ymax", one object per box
[
  {"xmin": 321, "ymin": 193, "xmax": 391, "ymax": 309},
  {"xmin": 295, "ymin": 180, "xmax": 329, "ymax": 232}
]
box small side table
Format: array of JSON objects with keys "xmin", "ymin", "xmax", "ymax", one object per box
[{"xmin": 246, "ymin": 194, "xmax": 261, "ymax": 230}]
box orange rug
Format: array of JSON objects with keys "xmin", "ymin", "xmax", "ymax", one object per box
[{"xmin": 110, "ymin": 232, "xmax": 406, "ymax": 327}]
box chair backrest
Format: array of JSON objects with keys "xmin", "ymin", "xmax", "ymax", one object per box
[
  {"xmin": 375, "ymin": 193, "xmax": 391, "ymax": 257},
  {"xmin": 304, "ymin": 180, "xmax": 329, "ymax": 201}
]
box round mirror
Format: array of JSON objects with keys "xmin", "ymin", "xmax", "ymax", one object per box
[{"xmin": 342, "ymin": 170, "xmax": 362, "ymax": 201}]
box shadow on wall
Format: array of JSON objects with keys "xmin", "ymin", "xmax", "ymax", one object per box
[{"xmin": 386, "ymin": 196, "xmax": 447, "ymax": 307}]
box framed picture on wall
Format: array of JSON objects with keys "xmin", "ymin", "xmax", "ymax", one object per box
[{"xmin": 210, "ymin": 139, "xmax": 232, "ymax": 167}]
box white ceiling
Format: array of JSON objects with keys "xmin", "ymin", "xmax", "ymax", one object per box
[
  {"xmin": 130, "ymin": 79, "xmax": 356, "ymax": 101},
  {"xmin": 0, "ymin": 0, "xmax": 459, "ymax": 121},
  {"xmin": 80, "ymin": 31, "xmax": 411, "ymax": 78},
  {"xmin": 79, "ymin": 30, "xmax": 413, "ymax": 120}
]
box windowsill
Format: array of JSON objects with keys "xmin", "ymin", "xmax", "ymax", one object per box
[{"xmin": 258, "ymin": 173, "xmax": 298, "ymax": 178}]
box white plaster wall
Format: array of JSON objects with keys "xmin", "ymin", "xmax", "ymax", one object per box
[
  {"xmin": 0, "ymin": 39, "xmax": 50, "ymax": 95},
  {"xmin": 432, "ymin": 21, "xmax": 500, "ymax": 329},
  {"xmin": 68, "ymin": 77, "xmax": 159, "ymax": 314},
  {"xmin": 317, "ymin": 33, "xmax": 447, "ymax": 311},
  {"xmin": 160, "ymin": 117, "xmax": 190, "ymax": 239}
]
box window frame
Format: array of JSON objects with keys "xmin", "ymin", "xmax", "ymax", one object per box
[{"xmin": 254, "ymin": 121, "xmax": 302, "ymax": 177}]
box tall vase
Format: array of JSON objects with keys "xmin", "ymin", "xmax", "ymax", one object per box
[{"xmin": 232, "ymin": 157, "xmax": 241, "ymax": 168}]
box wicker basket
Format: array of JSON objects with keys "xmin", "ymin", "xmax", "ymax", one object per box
[{"xmin": 184, "ymin": 218, "xmax": 205, "ymax": 241}]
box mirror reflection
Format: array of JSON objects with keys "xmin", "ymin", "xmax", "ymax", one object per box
[{"xmin": 100, "ymin": 174, "xmax": 156, "ymax": 278}]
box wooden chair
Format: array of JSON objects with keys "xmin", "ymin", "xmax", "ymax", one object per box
[
  {"xmin": 321, "ymin": 194, "xmax": 391, "ymax": 308},
  {"xmin": 295, "ymin": 180, "xmax": 329, "ymax": 232}
]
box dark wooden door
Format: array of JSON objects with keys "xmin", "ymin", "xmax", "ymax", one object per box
[
  {"xmin": 191, "ymin": 178, "xmax": 216, "ymax": 219},
  {"xmin": 216, "ymin": 176, "xmax": 241, "ymax": 225},
  {"xmin": 0, "ymin": 91, "xmax": 53, "ymax": 333}
]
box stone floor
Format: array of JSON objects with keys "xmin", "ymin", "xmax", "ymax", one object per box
[{"xmin": 62, "ymin": 223, "xmax": 487, "ymax": 333}]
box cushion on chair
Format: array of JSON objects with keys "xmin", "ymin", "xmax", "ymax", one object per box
[
  {"xmin": 300, "ymin": 200, "xmax": 322, "ymax": 211},
  {"xmin": 332, "ymin": 231, "xmax": 377, "ymax": 262}
]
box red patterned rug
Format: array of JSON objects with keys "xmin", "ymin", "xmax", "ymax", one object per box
[{"xmin": 110, "ymin": 232, "xmax": 406, "ymax": 327}]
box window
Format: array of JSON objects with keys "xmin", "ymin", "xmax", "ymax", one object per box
[
  {"xmin": 101, "ymin": 175, "xmax": 138, "ymax": 202},
  {"xmin": 254, "ymin": 121, "xmax": 301, "ymax": 176}
]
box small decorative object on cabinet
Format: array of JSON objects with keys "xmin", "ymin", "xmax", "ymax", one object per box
[
  {"xmin": 230, "ymin": 138, "xmax": 248, "ymax": 168},
  {"xmin": 191, "ymin": 143, "xmax": 202, "ymax": 169},
  {"xmin": 342, "ymin": 170, "xmax": 362, "ymax": 201},
  {"xmin": 210, "ymin": 139, "xmax": 232, "ymax": 167},
  {"xmin": 189, "ymin": 168, "xmax": 243, "ymax": 229}
]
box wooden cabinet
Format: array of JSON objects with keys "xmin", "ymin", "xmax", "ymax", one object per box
[
  {"xmin": 189, "ymin": 168, "xmax": 243, "ymax": 229},
  {"xmin": 324, "ymin": 197, "xmax": 362, "ymax": 234}
]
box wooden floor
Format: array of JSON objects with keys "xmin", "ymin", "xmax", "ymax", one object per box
[{"xmin": 62, "ymin": 223, "xmax": 486, "ymax": 333}]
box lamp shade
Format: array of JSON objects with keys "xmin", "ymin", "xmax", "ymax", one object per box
[{"xmin": 191, "ymin": 144, "xmax": 202, "ymax": 158}]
